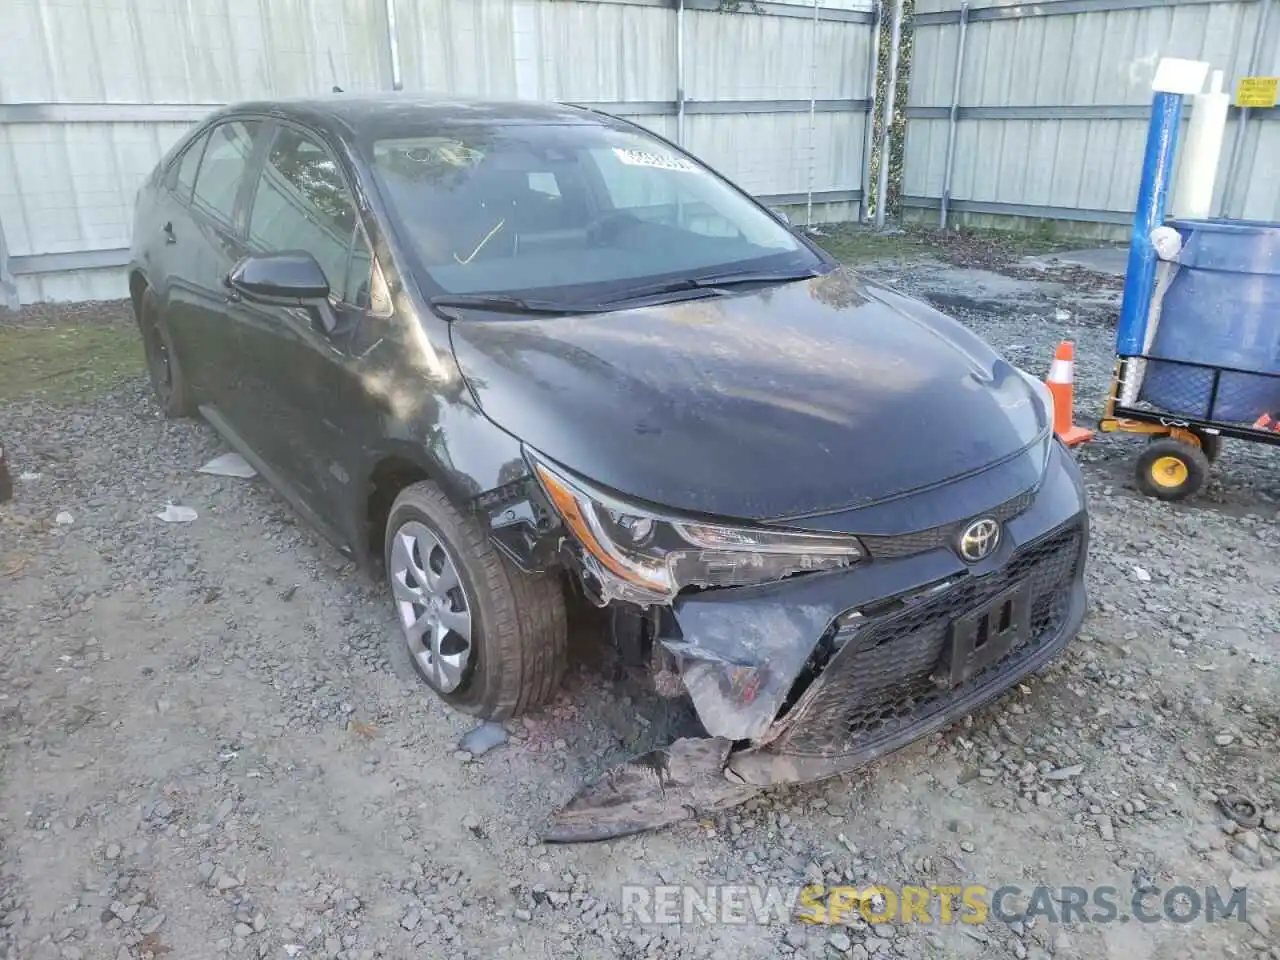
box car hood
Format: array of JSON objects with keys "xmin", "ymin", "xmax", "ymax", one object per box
[{"xmin": 448, "ymin": 267, "xmax": 1050, "ymax": 521}]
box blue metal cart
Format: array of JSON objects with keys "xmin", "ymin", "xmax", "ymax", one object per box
[{"xmin": 1095, "ymin": 77, "xmax": 1280, "ymax": 500}]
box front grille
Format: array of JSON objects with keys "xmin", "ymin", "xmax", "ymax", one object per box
[
  {"xmin": 860, "ymin": 487, "xmax": 1037, "ymax": 561},
  {"xmin": 768, "ymin": 523, "xmax": 1083, "ymax": 758}
]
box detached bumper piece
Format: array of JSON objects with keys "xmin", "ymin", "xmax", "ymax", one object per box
[
  {"xmin": 728, "ymin": 523, "xmax": 1086, "ymax": 785},
  {"xmin": 544, "ymin": 737, "xmax": 758, "ymax": 843}
]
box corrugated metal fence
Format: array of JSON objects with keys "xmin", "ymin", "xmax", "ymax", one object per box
[
  {"xmin": 0, "ymin": 0, "xmax": 878, "ymax": 306},
  {"xmin": 902, "ymin": 0, "xmax": 1280, "ymax": 235}
]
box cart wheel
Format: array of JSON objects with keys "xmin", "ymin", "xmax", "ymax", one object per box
[
  {"xmin": 1136, "ymin": 438, "xmax": 1210, "ymax": 501},
  {"xmin": 1152, "ymin": 429, "xmax": 1222, "ymax": 463}
]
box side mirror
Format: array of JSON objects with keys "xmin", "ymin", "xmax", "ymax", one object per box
[
  {"xmin": 228, "ymin": 253, "xmax": 330, "ymax": 304},
  {"xmin": 768, "ymin": 206, "xmax": 793, "ymax": 228}
]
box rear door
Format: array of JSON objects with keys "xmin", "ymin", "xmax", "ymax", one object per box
[
  {"xmin": 233, "ymin": 121, "xmax": 386, "ymax": 529},
  {"xmin": 162, "ymin": 118, "xmax": 265, "ymax": 407},
  {"xmin": 135, "ymin": 128, "xmax": 207, "ymax": 301}
]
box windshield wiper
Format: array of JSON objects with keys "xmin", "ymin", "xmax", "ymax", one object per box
[
  {"xmin": 430, "ymin": 294, "xmax": 599, "ymax": 316},
  {"xmin": 597, "ymin": 268, "xmax": 823, "ymax": 307},
  {"xmin": 434, "ymin": 268, "xmax": 825, "ymax": 316},
  {"xmin": 689, "ymin": 267, "xmax": 824, "ymax": 288}
]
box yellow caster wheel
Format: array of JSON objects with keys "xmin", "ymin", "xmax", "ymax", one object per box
[{"xmin": 1135, "ymin": 438, "xmax": 1210, "ymax": 501}]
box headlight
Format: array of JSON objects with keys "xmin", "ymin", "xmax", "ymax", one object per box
[{"xmin": 528, "ymin": 451, "xmax": 865, "ymax": 604}]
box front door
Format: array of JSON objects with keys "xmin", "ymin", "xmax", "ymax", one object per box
[{"xmin": 230, "ymin": 122, "xmax": 384, "ymax": 533}]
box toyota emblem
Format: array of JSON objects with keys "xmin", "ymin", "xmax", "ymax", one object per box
[{"xmin": 958, "ymin": 518, "xmax": 1000, "ymax": 562}]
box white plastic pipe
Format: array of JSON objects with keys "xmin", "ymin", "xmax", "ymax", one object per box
[
  {"xmin": 676, "ymin": 0, "xmax": 686, "ymax": 145},
  {"xmin": 385, "ymin": 0, "xmax": 402, "ymax": 91},
  {"xmin": 1173, "ymin": 70, "xmax": 1229, "ymax": 220}
]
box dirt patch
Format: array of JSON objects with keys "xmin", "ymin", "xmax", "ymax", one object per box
[{"xmin": 814, "ymin": 225, "xmax": 1099, "ymax": 274}]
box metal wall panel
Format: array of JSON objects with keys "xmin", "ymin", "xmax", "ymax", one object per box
[
  {"xmin": 0, "ymin": 0, "xmax": 388, "ymax": 103},
  {"xmin": 0, "ymin": 0, "xmax": 874, "ymax": 304},
  {"xmin": 684, "ymin": 9, "xmax": 871, "ymax": 101},
  {"xmin": 0, "ymin": 0, "xmax": 391, "ymax": 305},
  {"xmin": 394, "ymin": 0, "xmax": 675, "ymax": 100},
  {"xmin": 0, "ymin": 121, "xmax": 189, "ymax": 259},
  {"xmin": 904, "ymin": 0, "xmax": 1279, "ymax": 228},
  {"xmin": 685, "ymin": 112, "xmax": 866, "ymax": 196}
]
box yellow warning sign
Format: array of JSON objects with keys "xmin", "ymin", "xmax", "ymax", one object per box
[{"xmin": 1235, "ymin": 76, "xmax": 1279, "ymax": 108}]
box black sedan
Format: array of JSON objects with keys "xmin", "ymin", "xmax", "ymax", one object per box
[{"xmin": 128, "ymin": 95, "xmax": 1088, "ymax": 838}]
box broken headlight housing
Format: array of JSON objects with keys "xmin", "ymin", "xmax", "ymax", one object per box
[{"xmin": 528, "ymin": 450, "xmax": 865, "ymax": 604}]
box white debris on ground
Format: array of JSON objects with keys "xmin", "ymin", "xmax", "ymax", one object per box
[
  {"xmin": 197, "ymin": 452, "xmax": 258, "ymax": 480},
  {"xmin": 1, "ymin": 250, "xmax": 1278, "ymax": 960},
  {"xmin": 155, "ymin": 503, "xmax": 199, "ymax": 523}
]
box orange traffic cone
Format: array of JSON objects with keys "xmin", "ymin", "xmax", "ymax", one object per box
[{"xmin": 1046, "ymin": 341, "xmax": 1095, "ymax": 447}]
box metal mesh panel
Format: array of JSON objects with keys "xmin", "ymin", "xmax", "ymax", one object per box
[
  {"xmin": 1138, "ymin": 361, "xmax": 1280, "ymax": 424},
  {"xmin": 770, "ymin": 523, "xmax": 1083, "ymax": 758}
]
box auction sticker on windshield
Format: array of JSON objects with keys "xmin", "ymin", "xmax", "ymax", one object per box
[{"xmin": 613, "ymin": 147, "xmax": 696, "ymax": 172}]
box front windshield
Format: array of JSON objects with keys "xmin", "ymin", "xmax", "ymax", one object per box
[{"xmin": 365, "ymin": 121, "xmax": 820, "ymax": 304}]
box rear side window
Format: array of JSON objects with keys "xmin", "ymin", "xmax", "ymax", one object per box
[
  {"xmin": 170, "ymin": 133, "xmax": 208, "ymax": 202},
  {"xmin": 247, "ymin": 126, "xmax": 359, "ymax": 301},
  {"xmin": 192, "ymin": 120, "xmax": 261, "ymax": 225}
]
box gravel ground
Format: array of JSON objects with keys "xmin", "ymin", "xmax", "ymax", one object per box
[{"xmin": 3, "ymin": 255, "xmax": 1280, "ymax": 960}]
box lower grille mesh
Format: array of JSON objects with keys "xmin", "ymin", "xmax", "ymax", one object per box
[{"xmin": 769, "ymin": 524, "xmax": 1084, "ymax": 758}]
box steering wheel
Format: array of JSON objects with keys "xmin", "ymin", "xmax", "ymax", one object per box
[{"xmin": 585, "ymin": 210, "xmax": 643, "ymax": 245}]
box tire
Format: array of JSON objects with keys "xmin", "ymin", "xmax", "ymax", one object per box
[
  {"xmin": 384, "ymin": 480, "xmax": 567, "ymax": 719},
  {"xmin": 1135, "ymin": 438, "xmax": 1210, "ymax": 501},
  {"xmin": 0, "ymin": 439, "xmax": 12, "ymax": 503},
  {"xmin": 1191, "ymin": 430, "xmax": 1223, "ymax": 463},
  {"xmin": 136, "ymin": 287, "xmax": 194, "ymax": 418}
]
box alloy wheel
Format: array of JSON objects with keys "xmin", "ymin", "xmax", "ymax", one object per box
[{"xmin": 389, "ymin": 520, "xmax": 474, "ymax": 692}]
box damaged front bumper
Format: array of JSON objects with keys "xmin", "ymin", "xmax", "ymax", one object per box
[{"xmin": 546, "ymin": 442, "xmax": 1088, "ymax": 841}]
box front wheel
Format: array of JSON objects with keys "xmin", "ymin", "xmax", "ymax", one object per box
[{"xmin": 384, "ymin": 480, "xmax": 567, "ymax": 718}]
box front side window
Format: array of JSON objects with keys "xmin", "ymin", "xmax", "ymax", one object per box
[
  {"xmin": 247, "ymin": 126, "xmax": 358, "ymax": 301},
  {"xmin": 364, "ymin": 123, "xmax": 815, "ymax": 304},
  {"xmin": 191, "ymin": 120, "xmax": 261, "ymax": 225}
]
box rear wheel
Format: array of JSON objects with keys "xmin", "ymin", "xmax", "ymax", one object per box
[
  {"xmin": 1135, "ymin": 438, "xmax": 1210, "ymax": 501},
  {"xmin": 136, "ymin": 288, "xmax": 193, "ymax": 418},
  {"xmin": 0, "ymin": 439, "xmax": 12, "ymax": 503},
  {"xmin": 384, "ymin": 480, "xmax": 567, "ymax": 718}
]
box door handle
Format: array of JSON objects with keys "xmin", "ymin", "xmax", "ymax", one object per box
[{"xmin": 162, "ymin": 222, "xmax": 177, "ymax": 244}]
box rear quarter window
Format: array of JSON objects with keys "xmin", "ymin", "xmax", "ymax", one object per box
[{"xmin": 166, "ymin": 132, "xmax": 209, "ymax": 203}]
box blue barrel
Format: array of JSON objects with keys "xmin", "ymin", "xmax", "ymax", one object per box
[{"xmin": 1140, "ymin": 218, "xmax": 1280, "ymax": 422}]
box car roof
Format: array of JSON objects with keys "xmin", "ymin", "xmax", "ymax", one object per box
[{"xmin": 217, "ymin": 93, "xmax": 612, "ymax": 143}]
